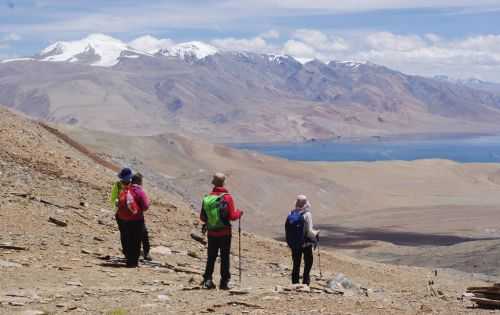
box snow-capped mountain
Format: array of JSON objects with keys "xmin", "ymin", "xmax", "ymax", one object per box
[
  {"xmin": 2, "ymin": 35, "xmax": 500, "ymax": 143},
  {"xmin": 157, "ymin": 41, "xmax": 218, "ymax": 60},
  {"xmin": 38, "ymin": 34, "xmax": 147, "ymax": 67},
  {"xmin": 2, "ymin": 33, "xmax": 368, "ymax": 68},
  {"xmin": 12, "ymin": 34, "xmax": 219, "ymax": 67}
]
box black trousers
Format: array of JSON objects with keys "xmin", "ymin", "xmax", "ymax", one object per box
[
  {"xmin": 115, "ymin": 216, "xmax": 127, "ymax": 256},
  {"xmin": 291, "ymin": 245, "xmax": 314, "ymax": 285},
  {"xmin": 117, "ymin": 216, "xmax": 150, "ymax": 257},
  {"xmin": 122, "ymin": 220, "xmax": 144, "ymax": 267},
  {"xmin": 142, "ymin": 221, "xmax": 150, "ymax": 256},
  {"xmin": 203, "ymin": 235, "xmax": 231, "ymax": 284}
]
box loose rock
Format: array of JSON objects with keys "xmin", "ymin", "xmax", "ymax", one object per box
[
  {"xmin": 151, "ymin": 246, "xmax": 172, "ymax": 256},
  {"xmin": 0, "ymin": 259, "xmax": 21, "ymax": 268},
  {"xmin": 48, "ymin": 216, "xmax": 67, "ymax": 227}
]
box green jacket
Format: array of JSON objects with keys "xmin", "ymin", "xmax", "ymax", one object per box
[{"xmin": 110, "ymin": 181, "xmax": 123, "ymax": 209}]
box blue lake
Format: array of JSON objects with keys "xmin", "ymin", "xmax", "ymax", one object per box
[{"xmin": 232, "ymin": 135, "xmax": 500, "ymax": 162}]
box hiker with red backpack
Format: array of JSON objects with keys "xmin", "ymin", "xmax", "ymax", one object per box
[
  {"xmin": 285, "ymin": 195, "xmax": 319, "ymax": 286},
  {"xmin": 131, "ymin": 173, "xmax": 152, "ymax": 261},
  {"xmin": 111, "ymin": 168, "xmax": 133, "ymax": 257},
  {"xmin": 112, "ymin": 168, "xmax": 150, "ymax": 267},
  {"xmin": 111, "ymin": 169, "xmax": 152, "ymax": 261},
  {"xmin": 200, "ymin": 173, "xmax": 243, "ymax": 290}
]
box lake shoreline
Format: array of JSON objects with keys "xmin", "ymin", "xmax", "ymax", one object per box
[{"xmin": 231, "ymin": 132, "xmax": 500, "ymax": 163}]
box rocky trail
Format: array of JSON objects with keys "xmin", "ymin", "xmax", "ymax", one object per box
[{"xmin": 0, "ymin": 106, "xmax": 497, "ymax": 314}]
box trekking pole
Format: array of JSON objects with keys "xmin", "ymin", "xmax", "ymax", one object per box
[
  {"xmin": 317, "ymin": 240, "xmax": 323, "ymax": 279},
  {"xmin": 238, "ymin": 217, "xmax": 242, "ymax": 286}
]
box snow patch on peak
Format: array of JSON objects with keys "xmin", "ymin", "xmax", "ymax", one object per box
[
  {"xmin": 40, "ymin": 33, "xmax": 145, "ymax": 67},
  {"xmin": 295, "ymin": 57, "xmax": 314, "ymax": 65},
  {"xmin": 128, "ymin": 35, "xmax": 173, "ymax": 54},
  {"xmin": 267, "ymin": 54, "xmax": 296, "ymax": 64},
  {"xmin": 160, "ymin": 41, "xmax": 218, "ymax": 60},
  {"xmin": 333, "ymin": 60, "xmax": 368, "ymax": 69},
  {"xmin": 1, "ymin": 57, "xmax": 35, "ymax": 63}
]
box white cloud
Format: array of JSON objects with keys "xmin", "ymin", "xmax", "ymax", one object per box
[
  {"xmin": 425, "ymin": 33, "xmax": 441, "ymax": 43},
  {"xmin": 2, "ymin": 33, "xmax": 21, "ymax": 41},
  {"xmin": 293, "ymin": 29, "xmax": 349, "ymax": 52},
  {"xmin": 211, "ymin": 36, "xmax": 274, "ymax": 53},
  {"xmin": 260, "ymin": 30, "xmax": 280, "ymax": 39},
  {"xmin": 128, "ymin": 35, "xmax": 174, "ymax": 54},
  {"xmin": 364, "ymin": 32, "xmax": 425, "ymax": 52},
  {"xmin": 277, "ymin": 30, "xmax": 500, "ymax": 82},
  {"xmin": 236, "ymin": 0, "xmax": 500, "ymax": 12},
  {"xmin": 283, "ymin": 40, "xmax": 317, "ymax": 59},
  {"xmin": 453, "ymin": 35, "xmax": 500, "ymax": 53},
  {"xmin": 0, "ymin": 33, "xmax": 21, "ymax": 54}
]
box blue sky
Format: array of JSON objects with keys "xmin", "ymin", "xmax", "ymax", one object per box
[{"xmin": 1, "ymin": 0, "xmax": 500, "ymax": 81}]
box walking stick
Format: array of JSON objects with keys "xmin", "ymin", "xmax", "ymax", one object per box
[
  {"xmin": 317, "ymin": 239, "xmax": 323, "ymax": 279},
  {"xmin": 238, "ymin": 217, "xmax": 242, "ymax": 286}
]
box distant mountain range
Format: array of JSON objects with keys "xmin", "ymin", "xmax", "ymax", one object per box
[
  {"xmin": 1, "ymin": 33, "xmax": 500, "ymax": 142},
  {"xmin": 434, "ymin": 75, "xmax": 500, "ymax": 96}
]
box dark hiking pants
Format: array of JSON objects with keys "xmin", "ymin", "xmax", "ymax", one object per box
[
  {"xmin": 122, "ymin": 220, "xmax": 144, "ymax": 267},
  {"xmin": 142, "ymin": 221, "xmax": 150, "ymax": 256},
  {"xmin": 291, "ymin": 245, "xmax": 314, "ymax": 285},
  {"xmin": 203, "ymin": 235, "xmax": 231, "ymax": 284},
  {"xmin": 115, "ymin": 215, "xmax": 127, "ymax": 257}
]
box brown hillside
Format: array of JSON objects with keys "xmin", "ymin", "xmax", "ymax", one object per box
[{"xmin": 0, "ymin": 106, "xmax": 494, "ymax": 314}]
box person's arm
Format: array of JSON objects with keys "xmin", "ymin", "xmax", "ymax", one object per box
[
  {"xmin": 304, "ymin": 212, "xmax": 319, "ymax": 240},
  {"xmin": 110, "ymin": 182, "xmax": 120, "ymax": 208},
  {"xmin": 200, "ymin": 201, "xmax": 207, "ymax": 223},
  {"xmin": 225, "ymin": 194, "xmax": 242, "ymax": 221},
  {"xmin": 141, "ymin": 190, "xmax": 150, "ymax": 211}
]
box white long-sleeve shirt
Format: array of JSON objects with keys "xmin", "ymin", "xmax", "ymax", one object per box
[{"xmin": 298, "ymin": 207, "xmax": 319, "ymax": 247}]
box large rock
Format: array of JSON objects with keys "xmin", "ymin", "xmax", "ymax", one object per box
[
  {"xmin": 20, "ymin": 311, "xmax": 47, "ymax": 315},
  {"xmin": 327, "ymin": 273, "xmax": 355, "ymax": 290},
  {"xmin": 0, "ymin": 259, "xmax": 21, "ymax": 268}
]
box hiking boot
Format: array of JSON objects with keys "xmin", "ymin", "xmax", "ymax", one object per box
[
  {"xmin": 201, "ymin": 279, "xmax": 216, "ymax": 290},
  {"xmin": 219, "ymin": 280, "xmax": 232, "ymax": 290},
  {"xmin": 144, "ymin": 253, "xmax": 152, "ymax": 261}
]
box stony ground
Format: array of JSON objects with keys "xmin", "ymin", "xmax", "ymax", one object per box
[{"xmin": 0, "ymin": 107, "xmax": 498, "ymax": 315}]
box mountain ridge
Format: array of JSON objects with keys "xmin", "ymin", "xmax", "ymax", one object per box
[{"xmin": 1, "ymin": 34, "xmax": 500, "ymax": 142}]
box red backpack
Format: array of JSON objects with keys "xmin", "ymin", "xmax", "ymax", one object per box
[{"xmin": 118, "ymin": 186, "xmax": 140, "ymax": 214}]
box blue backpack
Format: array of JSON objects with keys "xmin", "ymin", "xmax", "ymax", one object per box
[{"xmin": 285, "ymin": 210, "xmax": 305, "ymax": 249}]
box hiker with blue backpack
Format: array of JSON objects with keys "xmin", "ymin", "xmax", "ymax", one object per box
[
  {"xmin": 200, "ymin": 173, "xmax": 243, "ymax": 290},
  {"xmin": 285, "ymin": 195, "xmax": 320, "ymax": 285}
]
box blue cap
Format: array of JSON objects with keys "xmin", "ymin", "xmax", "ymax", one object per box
[{"xmin": 118, "ymin": 168, "xmax": 132, "ymax": 182}]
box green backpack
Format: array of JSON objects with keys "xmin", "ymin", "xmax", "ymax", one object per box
[{"xmin": 202, "ymin": 193, "xmax": 229, "ymax": 230}]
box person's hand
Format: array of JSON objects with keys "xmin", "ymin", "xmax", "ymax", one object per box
[
  {"xmin": 239, "ymin": 210, "xmax": 244, "ymax": 218},
  {"xmin": 202, "ymin": 224, "xmax": 207, "ymax": 235},
  {"xmin": 316, "ymin": 231, "xmax": 320, "ymax": 242}
]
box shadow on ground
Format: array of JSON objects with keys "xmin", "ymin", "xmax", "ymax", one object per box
[{"xmin": 276, "ymin": 224, "xmax": 499, "ymax": 250}]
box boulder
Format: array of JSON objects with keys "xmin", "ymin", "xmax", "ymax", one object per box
[
  {"xmin": 327, "ymin": 273, "xmax": 355, "ymax": 290},
  {"xmin": 0, "ymin": 260, "xmax": 21, "ymax": 268}
]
